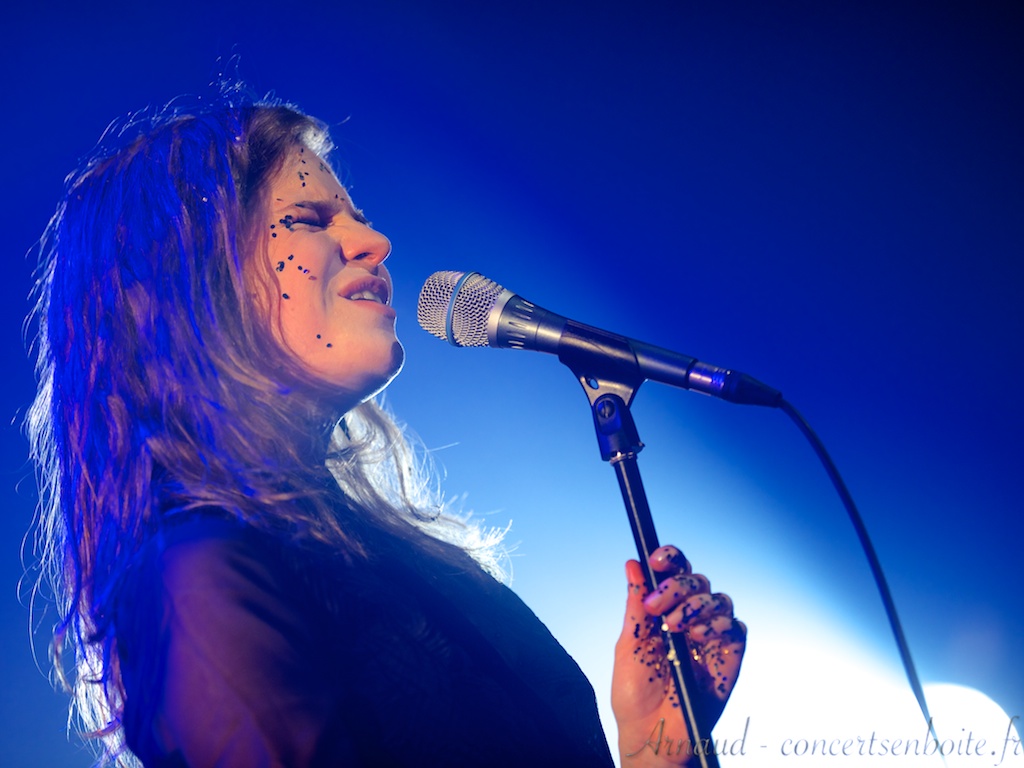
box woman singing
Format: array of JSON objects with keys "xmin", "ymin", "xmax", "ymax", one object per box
[{"xmin": 26, "ymin": 92, "xmax": 746, "ymax": 767}]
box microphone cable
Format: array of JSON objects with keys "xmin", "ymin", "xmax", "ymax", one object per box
[{"xmin": 778, "ymin": 398, "xmax": 938, "ymax": 747}]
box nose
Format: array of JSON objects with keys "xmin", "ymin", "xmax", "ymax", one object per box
[{"xmin": 338, "ymin": 220, "xmax": 391, "ymax": 270}]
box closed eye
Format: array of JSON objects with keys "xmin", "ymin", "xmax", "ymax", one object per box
[
  {"xmin": 279, "ymin": 212, "xmax": 324, "ymax": 230},
  {"xmin": 280, "ymin": 201, "xmax": 369, "ymax": 230}
]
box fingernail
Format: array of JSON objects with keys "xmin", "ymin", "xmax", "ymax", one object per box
[
  {"xmin": 642, "ymin": 589, "xmax": 660, "ymax": 609},
  {"xmin": 652, "ymin": 545, "xmax": 685, "ymax": 568}
]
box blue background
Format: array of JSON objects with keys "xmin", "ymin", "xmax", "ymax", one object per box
[{"xmin": 1, "ymin": 1, "xmax": 1020, "ymax": 764}]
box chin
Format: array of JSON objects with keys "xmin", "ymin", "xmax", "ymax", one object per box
[{"xmin": 320, "ymin": 340, "xmax": 406, "ymax": 406}]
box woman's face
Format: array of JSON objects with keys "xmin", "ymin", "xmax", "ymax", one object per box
[{"xmin": 259, "ymin": 145, "xmax": 403, "ymax": 402}]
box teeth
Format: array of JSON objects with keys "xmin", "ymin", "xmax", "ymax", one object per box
[{"xmin": 348, "ymin": 289, "xmax": 384, "ymax": 303}]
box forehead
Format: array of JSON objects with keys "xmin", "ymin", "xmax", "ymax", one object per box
[{"xmin": 268, "ymin": 145, "xmax": 348, "ymax": 205}]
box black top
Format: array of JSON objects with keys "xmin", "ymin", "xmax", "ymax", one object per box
[{"xmin": 116, "ymin": 514, "xmax": 615, "ymax": 767}]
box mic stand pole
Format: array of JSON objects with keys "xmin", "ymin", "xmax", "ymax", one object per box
[{"xmin": 568, "ymin": 369, "xmax": 720, "ymax": 768}]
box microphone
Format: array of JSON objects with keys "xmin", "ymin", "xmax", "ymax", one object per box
[{"xmin": 417, "ymin": 270, "xmax": 782, "ymax": 407}]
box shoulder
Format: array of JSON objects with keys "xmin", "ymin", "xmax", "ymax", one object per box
[
  {"xmin": 118, "ymin": 514, "xmax": 321, "ymax": 666},
  {"xmin": 138, "ymin": 514, "xmax": 346, "ymax": 656},
  {"xmin": 153, "ymin": 515, "xmax": 294, "ymax": 597},
  {"xmin": 118, "ymin": 515, "xmax": 354, "ymax": 765}
]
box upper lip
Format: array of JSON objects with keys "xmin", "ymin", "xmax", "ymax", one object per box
[{"xmin": 338, "ymin": 274, "xmax": 390, "ymax": 305}]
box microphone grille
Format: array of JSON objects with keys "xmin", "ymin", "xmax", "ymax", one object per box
[{"xmin": 417, "ymin": 271, "xmax": 505, "ymax": 347}]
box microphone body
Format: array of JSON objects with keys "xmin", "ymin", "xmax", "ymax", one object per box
[{"xmin": 418, "ymin": 271, "xmax": 781, "ymax": 408}]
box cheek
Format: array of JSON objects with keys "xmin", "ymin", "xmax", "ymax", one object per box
[
  {"xmin": 267, "ymin": 249, "xmax": 339, "ymax": 351},
  {"xmin": 276, "ymin": 296, "xmax": 328, "ymax": 353},
  {"xmin": 272, "ymin": 251, "xmax": 325, "ymax": 298}
]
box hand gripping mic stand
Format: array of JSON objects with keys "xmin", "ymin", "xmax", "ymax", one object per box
[{"xmin": 556, "ymin": 323, "xmax": 721, "ymax": 768}]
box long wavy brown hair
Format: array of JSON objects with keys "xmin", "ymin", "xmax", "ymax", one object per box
[{"xmin": 26, "ymin": 93, "xmax": 502, "ymax": 765}]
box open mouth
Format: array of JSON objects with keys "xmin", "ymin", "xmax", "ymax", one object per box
[{"xmin": 340, "ymin": 276, "xmax": 390, "ymax": 305}]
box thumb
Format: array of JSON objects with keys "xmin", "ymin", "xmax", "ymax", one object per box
[{"xmin": 617, "ymin": 559, "xmax": 653, "ymax": 650}]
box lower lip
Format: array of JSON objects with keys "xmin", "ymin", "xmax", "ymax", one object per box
[{"xmin": 347, "ymin": 298, "xmax": 397, "ymax": 318}]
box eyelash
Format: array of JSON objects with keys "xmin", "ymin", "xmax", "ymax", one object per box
[{"xmin": 282, "ymin": 208, "xmax": 368, "ymax": 230}]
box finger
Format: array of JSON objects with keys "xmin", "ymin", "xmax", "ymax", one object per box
[
  {"xmin": 649, "ymin": 545, "xmax": 691, "ymax": 576},
  {"xmin": 615, "ymin": 560, "xmax": 672, "ymax": 702},
  {"xmin": 660, "ymin": 592, "xmax": 733, "ymax": 634},
  {"xmin": 685, "ymin": 613, "xmax": 737, "ymax": 644},
  {"xmin": 625, "ymin": 558, "xmax": 649, "ymax": 601},
  {"xmin": 616, "ymin": 559, "xmax": 653, "ymax": 651},
  {"xmin": 641, "ymin": 572, "xmax": 710, "ymax": 616}
]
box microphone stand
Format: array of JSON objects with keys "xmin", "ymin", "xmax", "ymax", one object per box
[{"xmin": 559, "ymin": 332, "xmax": 720, "ymax": 768}]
